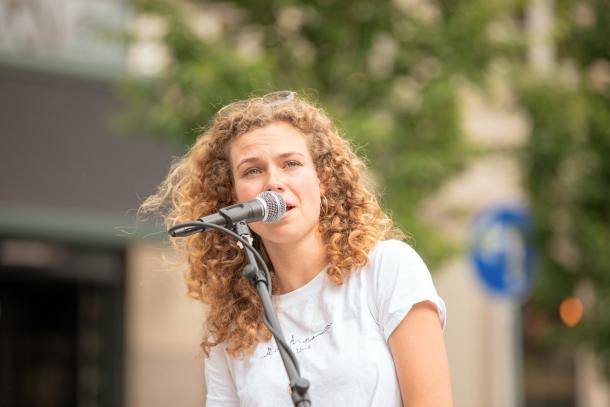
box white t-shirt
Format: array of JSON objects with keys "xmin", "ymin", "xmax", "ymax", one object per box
[{"xmin": 204, "ymin": 239, "xmax": 446, "ymax": 407}]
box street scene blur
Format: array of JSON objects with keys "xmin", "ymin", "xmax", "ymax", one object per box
[{"xmin": 0, "ymin": 0, "xmax": 608, "ymax": 406}]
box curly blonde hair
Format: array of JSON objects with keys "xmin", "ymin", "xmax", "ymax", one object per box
[{"xmin": 140, "ymin": 91, "xmax": 403, "ymax": 357}]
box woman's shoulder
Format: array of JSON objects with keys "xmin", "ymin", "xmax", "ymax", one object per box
[
  {"xmin": 361, "ymin": 239, "xmax": 446, "ymax": 334},
  {"xmin": 365, "ymin": 239, "xmax": 430, "ymax": 280},
  {"xmin": 368, "ymin": 239, "xmax": 420, "ymax": 262}
]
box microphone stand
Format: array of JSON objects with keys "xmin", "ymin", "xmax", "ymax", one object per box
[
  {"xmin": 168, "ymin": 218, "xmax": 312, "ymax": 405},
  {"xmin": 234, "ymin": 222, "xmax": 311, "ymax": 407}
]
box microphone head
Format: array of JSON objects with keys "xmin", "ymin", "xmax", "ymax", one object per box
[{"xmin": 257, "ymin": 191, "xmax": 286, "ymax": 223}]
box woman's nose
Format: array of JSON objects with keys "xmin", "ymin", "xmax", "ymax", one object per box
[{"xmin": 265, "ymin": 169, "xmax": 285, "ymax": 192}]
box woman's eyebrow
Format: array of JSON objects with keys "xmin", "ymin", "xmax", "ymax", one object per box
[
  {"xmin": 236, "ymin": 152, "xmax": 305, "ymax": 170},
  {"xmin": 277, "ymin": 152, "xmax": 305, "ymax": 159},
  {"xmin": 236, "ymin": 156, "xmax": 259, "ymax": 170}
]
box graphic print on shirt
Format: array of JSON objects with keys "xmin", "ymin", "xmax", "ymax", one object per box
[{"xmin": 262, "ymin": 322, "xmax": 333, "ymax": 358}]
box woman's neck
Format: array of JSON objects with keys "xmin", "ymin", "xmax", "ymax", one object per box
[{"xmin": 263, "ymin": 232, "xmax": 327, "ymax": 294}]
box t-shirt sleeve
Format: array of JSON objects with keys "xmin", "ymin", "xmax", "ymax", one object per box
[
  {"xmin": 204, "ymin": 344, "xmax": 240, "ymax": 407},
  {"xmin": 366, "ymin": 240, "xmax": 446, "ymax": 341}
]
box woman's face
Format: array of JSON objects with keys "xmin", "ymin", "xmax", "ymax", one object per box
[{"xmin": 229, "ymin": 121, "xmax": 324, "ymax": 246}]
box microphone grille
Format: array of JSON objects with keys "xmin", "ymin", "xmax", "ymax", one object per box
[{"xmin": 258, "ymin": 191, "xmax": 286, "ymax": 223}]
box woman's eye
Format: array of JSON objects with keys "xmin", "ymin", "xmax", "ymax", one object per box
[
  {"xmin": 243, "ymin": 168, "xmax": 261, "ymax": 176},
  {"xmin": 286, "ymin": 160, "xmax": 302, "ymax": 168}
]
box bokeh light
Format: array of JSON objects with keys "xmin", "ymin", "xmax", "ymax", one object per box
[{"xmin": 559, "ymin": 296, "xmax": 584, "ymax": 328}]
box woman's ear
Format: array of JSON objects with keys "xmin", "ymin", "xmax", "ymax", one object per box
[
  {"xmin": 318, "ymin": 175, "xmax": 328, "ymax": 196},
  {"xmin": 230, "ymin": 188, "xmax": 238, "ymax": 203},
  {"xmin": 229, "ymin": 172, "xmax": 237, "ymax": 203}
]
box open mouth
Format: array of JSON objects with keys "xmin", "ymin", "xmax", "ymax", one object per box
[{"xmin": 286, "ymin": 203, "xmax": 296, "ymax": 212}]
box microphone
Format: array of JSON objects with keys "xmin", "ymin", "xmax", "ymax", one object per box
[{"xmin": 169, "ymin": 191, "xmax": 286, "ymax": 237}]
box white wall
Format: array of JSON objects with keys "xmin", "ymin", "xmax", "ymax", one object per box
[{"xmin": 124, "ymin": 242, "xmax": 205, "ymax": 407}]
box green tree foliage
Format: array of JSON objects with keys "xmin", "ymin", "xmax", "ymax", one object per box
[
  {"xmin": 516, "ymin": 0, "xmax": 610, "ymax": 376},
  {"xmin": 120, "ymin": 0, "xmax": 521, "ymax": 265}
]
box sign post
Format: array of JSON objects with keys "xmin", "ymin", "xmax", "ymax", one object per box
[{"xmin": 470, "ymin": 205, "xmax": 536, "ymax": 407}]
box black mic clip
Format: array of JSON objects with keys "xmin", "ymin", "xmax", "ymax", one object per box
[{"xmin": 215, "ymin": 207, "xmax": 237, "ymax": 230}]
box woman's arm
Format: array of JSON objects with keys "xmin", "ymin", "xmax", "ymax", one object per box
[{"xmin": 388, "ymin": 301, "xmax": 453, "ymax": 407}]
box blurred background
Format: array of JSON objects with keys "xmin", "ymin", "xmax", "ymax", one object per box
[{"xmin": 0, "ymin": 0, "xmax": 608, "ymax": 406}]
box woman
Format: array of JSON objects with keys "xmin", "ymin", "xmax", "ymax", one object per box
[{"xmin": 142, "ymin": 91, "xmax": 453, "ymax": 406}]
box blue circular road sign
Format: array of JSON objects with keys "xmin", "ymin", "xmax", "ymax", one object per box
[{"xmin": 469, "ymin": 206, "xmax": 536, "ymax": 300}]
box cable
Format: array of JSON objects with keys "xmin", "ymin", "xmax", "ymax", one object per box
[
  {"xmin": 168, "ymin": 221, "xmax": 273, "ymax": 294},
  {"xmin": 263, "ymin": 315, "xmax": 301, "ymax": 375},
  {"xmin": 167, "ymin": 221, "xmax": 301, "ymax": 372}
]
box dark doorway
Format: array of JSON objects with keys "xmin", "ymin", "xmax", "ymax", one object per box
[
  {"xmin": 522, "ymin": 302, "xmax": 576, "ymax": 407},
  {"xmin": 0, "ymin": 239, "xmax": 125, "ymax": 407},
  {"xmin": 0, "ymin": 279, "xmax": 78, "ymax": 407}
]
